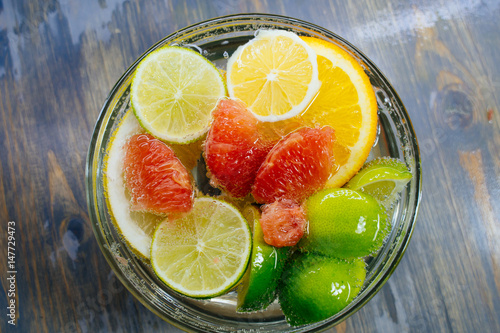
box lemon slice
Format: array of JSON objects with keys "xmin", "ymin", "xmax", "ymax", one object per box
[
  {"xmin": 131, "ymin": 46, "xmax": 226, "ymax": 143},
  {"xmin": 104, "ymin": 111, "xmax": 163, "ymax": 260},
  {"xmin": 227, "ymin": 30, "xmax": 321, "ymax": 122},
  {"xmin": 151, "ymin": 198, "xmax": 252, "ymax": 298},
  {"xmin": 300, "ymin": 37, "xmax": 378, "ymax": 188}
]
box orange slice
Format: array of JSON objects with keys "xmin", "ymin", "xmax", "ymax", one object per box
[
  {"xmin": 300, "ymin": 37, "xmax": 378, "ymax": 188},
  {"xmin": 257, "ymin": 37, "xmax": 378, "ymax": 187}
]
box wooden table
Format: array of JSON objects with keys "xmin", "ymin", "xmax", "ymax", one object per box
[{"xmin": 1, "ymin": 0, "xmax": 499, "ymax": 332}]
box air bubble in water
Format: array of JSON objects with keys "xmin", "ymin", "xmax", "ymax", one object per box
[{"xmin": 183, "ymin": 44, "xmax": 203, "ymax": 54}]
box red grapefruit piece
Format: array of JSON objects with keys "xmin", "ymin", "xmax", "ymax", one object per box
[
  {"xmin": 252, "ymin": 126, "xmax": 335, "ymax": 204},
  {"xmin": 123, "ymin": 134, "xmax": 194, "ymax": 215},
  {"xmin": 204, "ymin": 98, "xmax": 274, "ymax": 197},
  {"xmin": 260, "ymin": 199, "xmax": 307, "ymax": 247}
]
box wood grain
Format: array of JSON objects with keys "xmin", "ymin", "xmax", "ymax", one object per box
[{"xmin": 0, "ymin": 0, "xmax": 499, "ymax": 332}]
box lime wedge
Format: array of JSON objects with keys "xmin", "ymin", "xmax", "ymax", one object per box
[
  {"xmin": 237, "ymin": 206, "xmax": 288, "ymax": 312},
  {"xmin": 151, "ymin": 198, "xmax": 251, "ymax": 298},
  {"xmin": 131, "ymin": 46, "xmax": 226, "ymax": 144},
  {"xmin": 345, "ymin": 157, "xmax": 412, "ymax": 207},
  {"xmin": 104, "ymin": 111, "xmax": 163, "ymax": 260}
]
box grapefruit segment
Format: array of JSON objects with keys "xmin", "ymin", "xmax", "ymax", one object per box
[
  {"xmin": 204, "ymin": 99, "xmax": 274, "ymax": 197},
  {"xmin": 260, "ymin": 199, "xmax": 307, "ymax": 248},
  {"xmin": 252, "ymin": 126, "xmax": 335, "ymax": 204},
  {"xmin": 124, "ymin": 134, "xmax": 194, "ymax": 215}
]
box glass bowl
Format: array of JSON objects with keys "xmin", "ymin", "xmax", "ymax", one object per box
[{"xmin": 86, "ymin": 13, "xmax": 421, "ymax": 333}]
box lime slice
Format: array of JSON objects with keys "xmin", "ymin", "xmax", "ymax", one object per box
[
  {"xmin": 131, "ymin": 46, "xmax": 226, "ymax": 144},
  {"xmin": 237, "ymin": 206, "xmax": 288, "ymax": 312},
  {"xmin": 345, "ymin": 157, "xmax": 413, "ymax": 207},
  {"xmin": 151, "ymin": 198, "xmax": 252, "ymax": 298},
  {"xmin": 104, "ymin": 111, "xmax": 163, "ymax": 260}
]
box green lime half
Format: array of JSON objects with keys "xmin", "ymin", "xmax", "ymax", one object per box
[
  {"xmin": 345, "ymin": 157, "xmax": 412, "ymax": 207},
  {"xmin": 301, "ymin": 188, "xmax": 389, "ymax": 259},
  {"xmin": 237, "ymin": 206, "xmax": 289, "ymax": 312},
  {"xmin": 131, "ymin": 46, "xmax": 226, "ymax": 144},
  {"xmin": 151, "ymin": 198, "xmax": 251, "ymax": 298},
  {"xmin": 279, "ymin": 253, "xmax": 366, "ymax": 326}
]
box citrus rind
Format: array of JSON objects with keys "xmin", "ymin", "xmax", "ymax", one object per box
[{"xmin": 104, "ymin": 111, "xmax": 163, "ymax": 260}]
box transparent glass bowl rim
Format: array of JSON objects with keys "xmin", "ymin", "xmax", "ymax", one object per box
[{"xmin": 86, "ymin": 13, "xmax": 422, "ymax": 333}]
